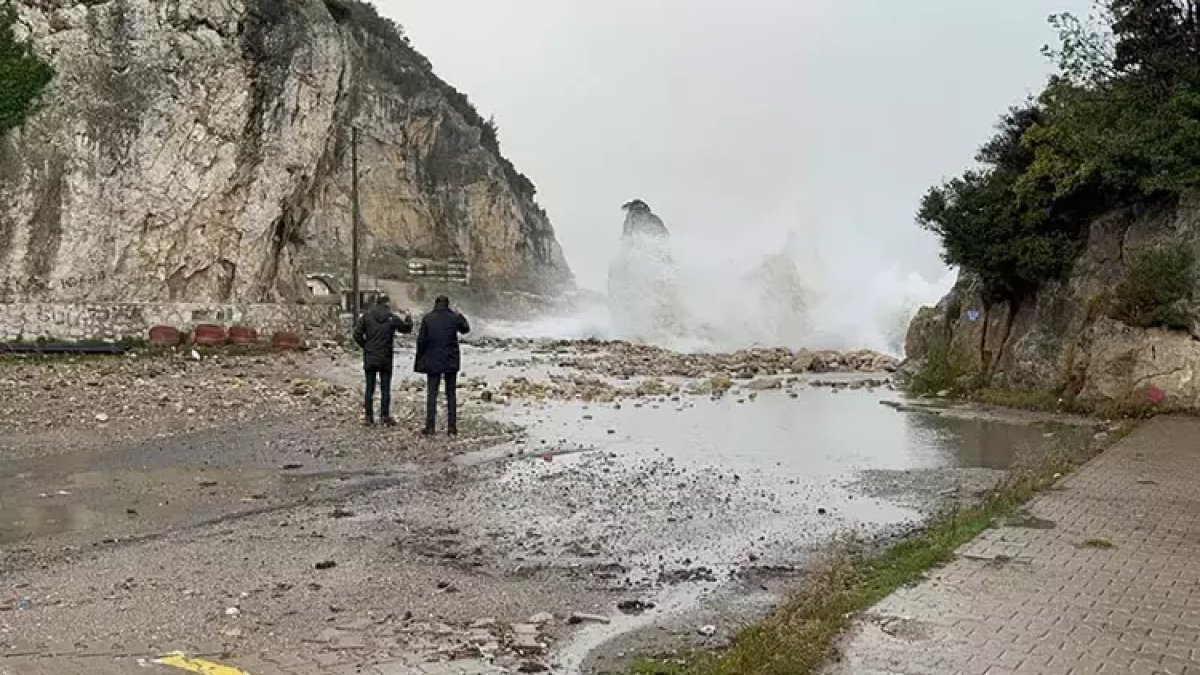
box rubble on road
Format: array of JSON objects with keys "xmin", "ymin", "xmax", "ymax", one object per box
[
  {"xmin": 0, "ymin": 349, "xmax": 359, "ymax": 459},
  {"xmin": 474, "ymin": 338, "xmax": 899, "ymax": 379}
]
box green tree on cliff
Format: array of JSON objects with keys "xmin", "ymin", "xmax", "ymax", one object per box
[
  {"xmin": 920, "ymin": 0, "xmax": 1200, "ymax": 301},
  {"xmin": 0, "ymin": 6, "xmax": 53, "ymax": 136}
]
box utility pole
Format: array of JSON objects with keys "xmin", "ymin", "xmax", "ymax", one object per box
[{"xmin": 350, "ymin": 126, "xmax": 361, "ymax": 322}]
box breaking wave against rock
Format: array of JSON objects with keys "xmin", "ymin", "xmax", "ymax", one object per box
[{"xmin": 483, "ymin": 202, "xmax": 953, "ymax": 355}]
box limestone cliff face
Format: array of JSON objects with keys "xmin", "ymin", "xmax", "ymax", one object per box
[
  {"xmin": 905, "ymin": 193, "xmax": 1200, "ymax": 409},
  {"xmin": 0, "ymin": 0, "xmax": 572, "ymax": 304}
]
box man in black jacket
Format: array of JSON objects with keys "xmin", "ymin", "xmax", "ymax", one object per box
[
  {"xmin": 353, "ymin": 295, "xmax": 413, "ymax": 426},
  {"xmin": 415, "ymin": 295, "xmax": 470, "ymax": 436}
]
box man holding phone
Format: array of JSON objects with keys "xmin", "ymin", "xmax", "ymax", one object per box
[{"xmin": 353, "ymin": 295, "xmax": 413, "ymax": 426}]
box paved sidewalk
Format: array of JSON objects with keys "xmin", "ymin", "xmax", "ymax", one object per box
[{"xmin": 830, "ymin": 416, "xmax": 1200, "ymax": 675}]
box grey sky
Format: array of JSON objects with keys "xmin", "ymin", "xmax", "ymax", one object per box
[{"xmin": 385, "ymin": 0, "xmax": 1091, "ymax": 291}]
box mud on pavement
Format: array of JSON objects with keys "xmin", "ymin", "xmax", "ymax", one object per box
[{"xmin": 0, "ymin": 342, "xmax": 1113, "ymax": 673}]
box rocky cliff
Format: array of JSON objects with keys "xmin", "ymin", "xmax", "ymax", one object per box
[
  {"xmin": 0, "ymin": 0, "xmax": 572, "ymax": 305},
  {"xmin": 905, "ymin": 193, "xmax": 1200, "ymax": 410}
]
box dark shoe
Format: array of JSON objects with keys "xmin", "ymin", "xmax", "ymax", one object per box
[
  {"xmin": 380, "ymin": 417, "xmax": 396, "ymax": 427},
  {"xmin": 363, "ymin": 416, "xmax": 375, "ymax": 427},
  {"xmin": 421, "ymin": 428, "xmax": 435, "ymax": 437},
  {"xmin": 447, "ymin": 427, "xmax": 458, "ymax": 437}
]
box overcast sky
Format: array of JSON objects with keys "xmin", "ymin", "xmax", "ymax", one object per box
[{"xmin": 383, "ymin": 0, "xmax": 1091, "ymax": 291}]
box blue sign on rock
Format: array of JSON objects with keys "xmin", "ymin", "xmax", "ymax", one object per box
[{"xmin": 965, "ymin": 309, "xmax": 981, "ymax": 322}]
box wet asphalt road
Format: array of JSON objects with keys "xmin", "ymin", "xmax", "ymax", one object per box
[{"xmin": 0, "ymin": 344, "xmax": 1101, "ymax": 673}]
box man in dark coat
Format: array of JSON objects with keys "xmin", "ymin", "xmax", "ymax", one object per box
[
  {"xmin": 415, "ymin": 295, "xmax": 470, "ymax": 435},
  {"xmin": 353, "ymin": 295, "xmax": 413, "ymax": 426}
]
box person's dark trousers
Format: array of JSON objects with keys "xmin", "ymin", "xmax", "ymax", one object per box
[
  {"xmin": 424, "ymin": 372, "xmax": 458, "ymax": 433},
  {"xmin": 364, "ymin": 364, "xmax": 393, "ymax": 421}
]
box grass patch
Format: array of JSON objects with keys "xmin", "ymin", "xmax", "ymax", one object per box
[
  {"xmin": 968, "ymin": 387, "xmax": 1164, "ymax": 421},
  {"xmin": 632, "ymin": 436, "xmax": 1113, "ymax": 675},
  {"xmin": 906, "ymin": 339, "xmax": 969, "ymax": 397},
  {"xmin": 1112, "ymin": 246, "xmax": 1196, "ymax": 330},
  {"xmin": 970, "ymin": 387, "xmax": 1060, "ymax": 411}
]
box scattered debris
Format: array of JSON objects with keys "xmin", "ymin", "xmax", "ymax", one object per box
[{"xmin": 617, "ymin": 599, "xmax": 656, "ymax": 615}]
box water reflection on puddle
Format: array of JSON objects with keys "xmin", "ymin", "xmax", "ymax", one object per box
[{"xmin": 493, "ymin": 387, "xmax": 1071, "ymax": 474}]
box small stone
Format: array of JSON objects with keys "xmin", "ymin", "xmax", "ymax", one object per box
[
  {"xmin": 528, "ymin": 612, "xmax": 554, "ymax": 625},
  {"xmin": 617, "ymin": 599, "xmax": 655, "ymax": 615},
  {"xmin": 95, "ymin": 413, "xmax": 109, "ymax": 422},
  {"xmin": 511, "ymin": 634, "xmax": 545, "ymax": 653},
  {"xmin": 315, "ymin": 560, "xmax": 337, "ymax": 570},
  {"xmin": 224, "ymin": 606, "xmax": 240, "ymax": 617},
  {"xmin": 698, "ymin": 624, "xmax": 717, "ymax": 637},
  {"xmin": 568, "ymin": 612, "xmax": 610, "ymax": 625}
]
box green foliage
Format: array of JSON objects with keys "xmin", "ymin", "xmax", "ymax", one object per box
[
  {"xmin": 1113, "ymin": 245, "xmax": 1197, "ymax": 328},
  {"xmin": 918, "ymin": 102, "xmax": 1098, "ymax": 301},
  {"xmin": 922, "ymin": 1, "xmax": 1200, "ymax": 301},
  {"xmin": 0, "ymin": 5, "xmax": 54, "ymax": 135},
  {"xmin": 906, "ymin": 339, "xmax": 968, "ymax": 397}
]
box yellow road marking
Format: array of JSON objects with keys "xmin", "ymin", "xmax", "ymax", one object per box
[{"xmin": 154, "ymin": 652, "xmax": 249, "ymax": 675}]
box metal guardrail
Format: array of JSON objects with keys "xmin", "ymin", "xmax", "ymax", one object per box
[{"xmin": 407, "ymin": 259, "xmax": 470, "ymax": 283}]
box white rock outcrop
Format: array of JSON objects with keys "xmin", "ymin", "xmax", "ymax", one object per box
[{"xmin": 0, "ymin": 0, "xmax": 572, "ymax": 304}]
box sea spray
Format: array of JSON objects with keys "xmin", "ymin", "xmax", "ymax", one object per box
[{"xmin": 479, "ymin": 202, "xmax": 954, "ymax": 355}]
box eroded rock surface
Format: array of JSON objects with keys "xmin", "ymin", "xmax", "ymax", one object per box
[
  {"xmin": 1, "ymin": 0, "xmax": 571, "ymax": 305},
  {"xmin": 904, "ymin": 193, "xmax": 1200, "ymax": 409}
]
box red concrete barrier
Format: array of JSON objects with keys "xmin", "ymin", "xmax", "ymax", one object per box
[
  {"xmin": 148, "ymin": 325, "xmax": 182, "ymax": 347},
  {"xmin": 192, "ymin": 324, "xmax": 228, "ymax": 346},
  {"xmin": 270, "ymin": 331, "xmax": 304, "ymax": 350},
  {"xmin": 228, "ymin": 326, "xmax": 259, "ymax": 345}
]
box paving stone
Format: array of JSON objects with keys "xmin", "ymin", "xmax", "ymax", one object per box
[{"xmin": 828, "ymin": 418, "xmax": 1200, "ymax": 674}]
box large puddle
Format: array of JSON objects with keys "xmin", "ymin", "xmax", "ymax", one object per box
[
  {"xmin": 455, "ymin": 384, "xmax": 1093, "ymax": 672},
  {"xmin": 499, "ymin": 387, "xmax": 1051, "ymax": 472}
]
